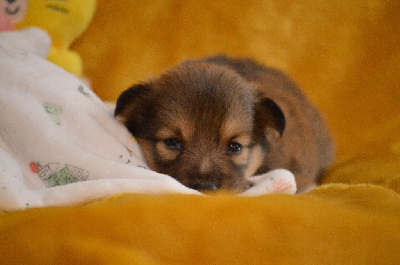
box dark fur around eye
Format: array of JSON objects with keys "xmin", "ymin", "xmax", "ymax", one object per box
[
  {"xmin": 227, "ymin": 142, "xmax": 242, "ymax": 155},
  {"xmin": 164, "ymin": 138, "xmax": 183, "ymax": 151}
]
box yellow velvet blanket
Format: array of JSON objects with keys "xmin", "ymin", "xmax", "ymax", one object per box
[
  {"xmin": 1, "ymin": 1, "xmax": 400, "ymax": 264},
  {"xmin": 1, "ymin": 186, "xmax": 400, "ymax": 264}
]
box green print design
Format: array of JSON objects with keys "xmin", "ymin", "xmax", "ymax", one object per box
[
  {"xmin": 30, "ymin": 162, "xmax": 89, "ymax": 188},
  {"xmin": 43, "ymin": 102, "xmax": 63, "ymax": 125},
  {"xmin": 45, "ymin": 166, "xmax": 78, "ymax": 187}
]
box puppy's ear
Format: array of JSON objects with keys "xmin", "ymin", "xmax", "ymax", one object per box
[
  {"xmin": 114, "ymin": 84, "xmax": 150, "ymax": 124},
  {"xmin": 254, "ymin": 98, "xmax": 286, "ymax": 137}
]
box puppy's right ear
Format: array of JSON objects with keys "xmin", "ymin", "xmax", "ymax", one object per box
[
  {"xmin": 114, "ymin": 84, "xmax": 150, "ymax": 125},
  {"xmin": 254, "ymin": 97, "xmax": 286, "ymax": 141}
]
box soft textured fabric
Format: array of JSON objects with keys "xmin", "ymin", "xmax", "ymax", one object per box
[
  {"xmin": 1, "ymin": 186, "xmax": 400, "ymax": 264},
  {"xmin": 1, "ymin": 1, "xmax": 400, "ymax": 264}
]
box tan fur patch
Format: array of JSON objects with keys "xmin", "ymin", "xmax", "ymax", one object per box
[
  {"xmin": 220, "ymin": 121, "xmax": 253, "ymax": 167},
  {"xmin": 155, "ymin": 141, "xmax": 179, "ymax": 162},
  {"xmin": 136, "ymin": 138, "xmax": 156, "ymax": 169},
  {"xmin": 178, "ymin": 119, "xmax": 195, "ymax": 141},
  {"xmin": 199, "ymin": 157, "xmax": 212, "ymax": 174},
  {"xmin": 244, "ymin": 145, "xmax": 264, "ymax": 178},
  {"xmin": 231, "ymin": 148, "xmax": 250, "ymax": 166},
  {"xmin": 220, "ymin": 119, "xmax": 250, "ymax": 143},
  {"xmin": 231, "ymin": 134, "xmax": 252, "ymax": 146},
  {"xmin": 156, "ymin": 119, "xmax": 195, "ymax": 142},
  {"xmin": 155, "ymin": 128, "xmax": 176, "ymax": 139}
]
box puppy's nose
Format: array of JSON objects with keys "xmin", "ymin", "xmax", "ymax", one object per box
[{"xmin": 190, "ymin": 183, "xmax": 217, "ymax": 191}]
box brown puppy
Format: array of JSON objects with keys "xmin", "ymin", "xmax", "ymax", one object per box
[{"xmin": 115, "ymin": 55, "xmax": 335, "ymax": 192}]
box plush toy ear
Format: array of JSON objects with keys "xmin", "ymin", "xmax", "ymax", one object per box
[
  {"xmin": 114, "ymin": 84, "xmax": 150, "ymax": 125},
  {"xmin": 254, "ymin": 98, "xmax": 286, "ymax": 137}
]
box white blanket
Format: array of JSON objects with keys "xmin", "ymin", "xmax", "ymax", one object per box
[{"xmin": 0, "ymin": 28, "xmax": 296, "ymax": 211}]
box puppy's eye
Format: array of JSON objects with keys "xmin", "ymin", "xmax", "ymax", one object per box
[
  {"xmin": 227, "ymin": 142, "xmax": 242, "ymax": 154},
  {"xmin": 164, "ymin": 138, "xmax": 183, "ymax": 151}
]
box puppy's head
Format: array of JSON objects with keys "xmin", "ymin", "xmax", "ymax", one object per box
[{"xmin": 115, "ymin": 62, "xmax": 285, "ymax": 191}]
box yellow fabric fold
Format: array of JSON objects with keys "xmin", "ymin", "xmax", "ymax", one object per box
[{"xmin": 1, "ymin": 186, "xmax": 400, "ymax": 264}]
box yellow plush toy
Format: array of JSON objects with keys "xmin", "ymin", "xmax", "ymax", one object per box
[{"xmin": 11, "ymin": 0, "xmax": 96, "ymax": 77}]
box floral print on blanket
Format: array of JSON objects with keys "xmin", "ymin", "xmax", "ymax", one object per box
[{"xmin": 30, "ymin": 162, "xmax": 89, "ymax": 187}]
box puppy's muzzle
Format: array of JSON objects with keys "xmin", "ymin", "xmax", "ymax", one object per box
[
  {"xmin": 190, "ymin": 183, "xmax": 218, "ymax": 191},
  {"xmin": 187, "ymin": 170, "xmax": 221, "ymax": 191}
]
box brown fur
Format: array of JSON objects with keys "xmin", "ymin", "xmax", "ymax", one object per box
[{"xmin": 115, "ymin": 55, "xmax": 335, "ymax": 192}]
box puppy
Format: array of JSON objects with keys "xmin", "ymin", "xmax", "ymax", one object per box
[{"xmin": 115, "ymin": 55, "xmax": 335, "ymax": 193}]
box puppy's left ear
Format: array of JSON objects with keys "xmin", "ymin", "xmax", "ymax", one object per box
[
  {"xmin": 114, "ymin": 84, "xmax": 150, "ymax": 124},
  {"xmin": 254, "ymin": 98, "xmax": 286, "ymax": 137}
]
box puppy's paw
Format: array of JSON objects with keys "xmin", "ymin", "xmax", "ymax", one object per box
[{"xmin": 240, "ymin": 169, "xmax": 297, "ymax": 196}]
